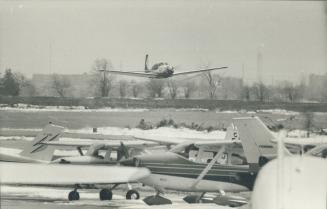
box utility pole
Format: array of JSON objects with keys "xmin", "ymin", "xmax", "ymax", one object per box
[
  {"xmin": 49, "ymin": 42, "xmax": 52, "ymax": 74},
  {"xmin": 242, "ymin": 63, "xmax": 245, "ymax": 84},
  {"xmin": 257, "ymin": 44, "xmax": 264, "ymax": 84}
]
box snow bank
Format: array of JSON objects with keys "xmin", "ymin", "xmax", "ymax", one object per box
[
  {"xmin": 68, "ymin": 126, "xmax": 226, "ymax": 141},
  {"xmin": 1, "ymin": 185, "xmax": 109, "ymax": 200},
  {"xmin": 256, "ymin": 109, "xmax": 299, "ymax": 115},
  {"xmin": 0, "ymin": 104, "xmax": 148, "ymax": 112},
  {"xmin": 0, "ymin": 136, "xmax": 34, "ymax": 141}
]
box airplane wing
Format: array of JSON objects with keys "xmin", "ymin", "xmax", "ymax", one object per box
[
  {"xmin": 41, "ymin": 140, "xmax": 158, "ymax": 149},
  {"xmin": 64, "ymin": 132, "xmax": 136, "ymax": 140},
  {"xmin": 194, "ymin": 140, "xmax": 241, "ymax": 151},
  {"xmin": 107, "ymin": 70, "xmax": 155, "ymax": 78},
  {"xmin": 134, "ymin": 136, "xmax": 182, "ymax": 146},
  {"xmin": 172, "ymin": 67, "xmax": 228, "ymax": 77},
  {"xmin": 281, "ymin": 137, "xmax": 327, "ymax": 146},
  {"xmin": 0, "ymin": 162, "xmax": 150, "ymax": 185}
]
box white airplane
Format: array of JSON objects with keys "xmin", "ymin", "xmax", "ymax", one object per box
[
  {"xmin": 0, "ymin": 124, "xmax": 64, "ymax": 163},
  {"xmin": 0, "ymin": 162, "xmax": 150, "ymax": 201},
  {"xmin": 0, "ymin": 125, "xmax": 156, "ymax": 201},
  {"xmin": 101, "ymin": 54, "xmax": 227, "ymax": 79},
  {"xmin": 250, "ymin": 131, "xmax": 327, "ymax": 209},
  {"xmin": 118, "ymin": 117, "xmax": 273, "ymax": 205}
]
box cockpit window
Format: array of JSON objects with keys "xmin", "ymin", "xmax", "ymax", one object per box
[
  {"xmin": 151, "ymin": 62, "xmax": 168, "ymax": 70},
  {"xmin": 170, "ymin": 142, "xmax": 198, "ymax": 158}
]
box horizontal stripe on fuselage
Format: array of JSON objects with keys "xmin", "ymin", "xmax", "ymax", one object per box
[{"xmin": 140, "ymin": 162, "xmax": 256, "ymax": 189}]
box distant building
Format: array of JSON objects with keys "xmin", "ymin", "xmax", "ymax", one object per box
[{"xmin": 307, "ymin": 73, "xmax": 327, "ymax": 101}]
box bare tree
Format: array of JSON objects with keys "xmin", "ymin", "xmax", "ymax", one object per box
[
  {"xmin": 322, "ymin": 78, "xmax": 327, "ymax": 102},
  {"xmin": 50, "ymin": 74, "xmax": 71, "ymax": 97},
  {"xmin": 203, "ymin": 72, "xmax": 221, "ymax": 99},
  {"xmin": 118, "ymin": 80, "xmax": 128, "ymax": 98},
  {"xmin": 252, "ymin": 82, "xmax": 269, "ymax": 102},
  {"xmin": 278, "ymin": 81, "xmax": 305, "ymax": 103},
  {"xmin": 166, "ymin": 78, "xmax": 178, "ymax": 99},
  {"xmin": 131, "ymin": 80, "xmax": 142, "ymax": 98},
  {"xmin": 303, "ymin": 111, "xmax": 314, "ymax": 137},
  {"xmin": 241, "ymin": 84, "xmax": 251, "ymax": 101},
  {"xmin": 182, "ymin": 81, "xmax": 197, "ymax": 99},
  {"xmin": 146, "ymin": 79, "xmax": 165, "ymax": 98},
  {"xmin": 91, "ymin": 58, "xmax": 114, "ymax": 97}
]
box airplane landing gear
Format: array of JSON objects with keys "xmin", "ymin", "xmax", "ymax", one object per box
[
  {"xmin": 126, "ymin": 189, "xmax": 140, "ymax": 200},
  {"xmin": 99, "ymin": 188, "xmax": 112, "ymax": 200},
  {"xmin": 68, "ymin": 188, "xmax": 80, "ymax": 201},
  {"xmin": 183, "ymin": 192, "xmax": 206, "ymax": 204},
  {"xmin": 143, "ymin": 191, "xmax": 172, "ymax": 205}
]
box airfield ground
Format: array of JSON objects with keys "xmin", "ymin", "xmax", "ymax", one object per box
[
  {"xmin": 1, "ymin": 107, "xmax": 327, "ymax": 130},
  {"xmin": 0, "ymin": 107, "xmax": 326, "ymax": 209}
]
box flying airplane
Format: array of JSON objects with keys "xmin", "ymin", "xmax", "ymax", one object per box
[
  {"xmin": 121, "ymin": 117, "xmax": 280, "ymax": 205},
  {"xmin": 100, "ymin": 54, "xmax": 228, "ymax": 79},
  {"xmin": 0, "ymin": 123, "xmax": 64, "ymax": 163}
]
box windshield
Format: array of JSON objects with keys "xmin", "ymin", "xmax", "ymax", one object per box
[{"xmin": 170, "ymin": 142, "xmax": 199, "ymax": 158}]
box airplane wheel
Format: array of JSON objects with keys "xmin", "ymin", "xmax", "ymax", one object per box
[
  {"xmin": 68, "ymin": 191, "xmax": 80, "ymax": 201},
  {"xmin": 126, "ymin": 189, "xmax": 140, "ymax": 200},
  {"xmin": 99, "ymin": 189, "xmax": 112, "ymax": 200}
]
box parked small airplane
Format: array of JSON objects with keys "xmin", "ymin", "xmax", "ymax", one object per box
[
  {"xmin": 0, "ymin": 162, "xmax": 150, "ymax": 201},
  {"xmin": 0, "ymin": 124, "xmax": 64, "ymax": 163},
  {"xmin": 0, "ymin": 126, "xmax": 156, "ymax": 201},
  {"xmin": 100, "ymin": 54, "xmax": 227, "ymax": 79},
  {"xmin": 121, "ymin": 117, "xmax": 279, "ymax": 205}
]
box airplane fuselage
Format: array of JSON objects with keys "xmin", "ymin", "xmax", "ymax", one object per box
[
  {"xmin": 0, "ymin": 148, "xmax": 48, "ymax": 163},
  {"xmin": 124, "ymin": 152, "xmax": 256, "ymax": 193},
  {"xmin": 149, "ymin": 63, "xmax": 174, "ymax": 78},
  {"xmin": 52, "ymin": 155, "xmax": 116, "ymax": 165}
]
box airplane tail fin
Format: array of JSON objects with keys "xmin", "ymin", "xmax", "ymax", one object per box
[
  {"xmin": 232, "ymin": 117, "xmax": 277, "ymax": 170},
  {"xmin": 144, "ymin": 54, "xmax": 150, "ymax": 72},
  {"xmin": 19, "ymin": 124, "xmax": 64, "ymax": 162}
]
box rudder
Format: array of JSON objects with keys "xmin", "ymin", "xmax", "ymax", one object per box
[
  {"xmin": 232, "ymin": 117, "xmax": 277, "ymax": 169},
  {"xmin": 19, "ymin": 124, "xmax": 64, "ymax": 162},
  {"xmin": 144, "ymin": 54, "xmax": 150, "ymax": 72}
]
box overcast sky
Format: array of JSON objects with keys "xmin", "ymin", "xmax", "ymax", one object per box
[{"xmin": 0, "ymin": 0, "xmax": 326, "ymax": 83}]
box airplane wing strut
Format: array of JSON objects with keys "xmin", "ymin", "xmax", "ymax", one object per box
[{"xmin": 191, "ymin": 146, "xmax": 226, "ymax": 189}]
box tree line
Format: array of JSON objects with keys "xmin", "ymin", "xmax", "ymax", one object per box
[{"xmin": 1, "ymin": 59, "xmax": 327, "ymax": 102}]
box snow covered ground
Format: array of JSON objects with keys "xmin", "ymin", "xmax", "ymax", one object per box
[
  {"xmin": 1, "ymin": 185, "xmax": 227, "ymax": 209},
  {"xmin": 0, "ymin": 104, "xmax": 149, "ymax": 113},
  {"xmin": 1, "ymin": 125, "xmax": 326, "ymax": 143},
  {"xmin": 0, "ymin": 103, "xmax": 309, "ymax": 116}
]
